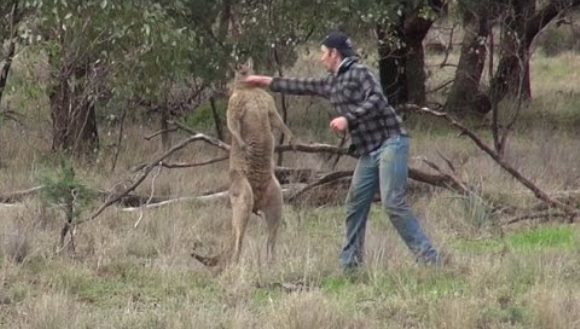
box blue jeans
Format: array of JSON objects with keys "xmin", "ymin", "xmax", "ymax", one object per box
[{"xmin": 340, "ymin": 135, "xmax": 439, "ymax": 269}]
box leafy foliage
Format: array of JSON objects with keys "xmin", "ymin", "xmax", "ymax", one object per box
[{"xmin": 39, "ymin": 159, "xmax": 95, "ymax": 220}]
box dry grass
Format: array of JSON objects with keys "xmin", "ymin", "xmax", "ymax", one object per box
[{"xmin": 0, "ymin": 48, "xmax": 580, "ymax": 328}]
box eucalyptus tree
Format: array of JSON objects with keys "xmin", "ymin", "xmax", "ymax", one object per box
[
  {"xmin": 21, "ymin": 0, "xmax": 197, "ymax": 157},
  {"xmin": 489, "ymin": 0, "xmax": 580, "ymax": 104},
  {"xmin": 445, "ymin": 0, "xmax": 502, "ymax": 115},
  {"xmin": 0, "ymin": 1, "xmax": 25, "ymax": 107},
  {"xmin": 444, "ymin": 0, "xmax": 580, "ymax": 117}
]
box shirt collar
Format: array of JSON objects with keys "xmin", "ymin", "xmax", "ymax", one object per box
[{"xmin": 336, "ymin": 56, "xmax": 358, "ymax": 75}]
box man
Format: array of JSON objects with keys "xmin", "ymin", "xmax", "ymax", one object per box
[{"xmin": 244, "ymin": 31, "xmax": 440, "ymax": 271}]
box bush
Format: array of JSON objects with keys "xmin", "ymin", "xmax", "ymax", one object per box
[{"xmin": 183, "ymin": 98, "xmax": 227, "ymax": 132}]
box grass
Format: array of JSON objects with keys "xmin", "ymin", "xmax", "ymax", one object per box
[
  {"xmin": 1, "ymin": 46, "xmax": 580, "ymax": 328},
  {"xmin": 454, "ymin": 225, "xmax": 579, "ymax": 254}
]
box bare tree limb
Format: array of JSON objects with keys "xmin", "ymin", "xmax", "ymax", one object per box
[
  {"xmin": 154, "ymin": 156, "xmax": 229, "ymax": 169},
  {"xmin": 133, "ymin": 165, "xmax": 162, "ymax": 228},
  {"xmin": 436, "ymin": 151, "xmax": 457, "ymax": 173},
  {"xmin": 328, "ymin": 135, "xmax": 347, "ymax": 170},
  {"xmin": 400, "ymin": 103, "xmax": 579, "ymax": 218},
  {"xmin": 170, "ymin": 120, "xmax": 231, "ymax": 151},
  {"xmin": 0, "ymin": 186, "xmax": 44, "ymax": 203},
  {"xmin": 504, "ymin": 210, "xmax": 578, "ymax": 225},
  {"xmin": 144, "ymin": 127, "xmax": 178, "ymax": 141},
  {"xmin": 438, "ymin": 23, "xmax": 457, "ymax": 69},
  {"xmin": 427, "ymin": 79, "xmax": 455, "ymax": 94},
  {"xmin": 420, "ymin": 157, "xmax": 470, "ymax": 195},
  {"xmin": 78, "ymin": 133, "xmax": 214, "ymax": 225},
  {"xmin": 274, "ymin": 143, "xmax": 353, "ymax": 156},
  {"xmin": 162, "ymin": 130, "xmax": 472, "ymax": 191},
  {"xmin": 120, "ymin": 184, "xmax": 307, "ymax": 212},
  {"xmin": 288, "ymin": 171, "xmax": 354, "ymax": 202}
]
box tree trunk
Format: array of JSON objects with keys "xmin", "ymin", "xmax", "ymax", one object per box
[
  {"xmin": 0, "ymin": 39, "xmax": 15, "ymax": 106},
  {"xmin": 50, "ymin": 62, "xmax": 99, "ymax": 157},
  {"xmin": 489, "ymin": 1, "xmax": 580, "ymax": 104},
  {"xmin": 405, "ymin": 37, "xmax": 427, "ymax": 104},
  {"xmin": 376, "ymin": 2, "xmax": 444, "ymax": 106},
  {"xmin": 0, "ymin": 2, "xmax": 19, "ymax": 106},
  {"xmin": 490, "ymin": 0, "xmax": 536, "ymax": 103},
  {"xmin": 209, "ymin": 96, "xmax": 224, "ymax": 141},
  {"xmin": 446, "ymin": 9, "xmax": 491, "ymax": 115},
  {"xmin": 377, "ymin": 26, "xmax": 407, "ymax": 106}
]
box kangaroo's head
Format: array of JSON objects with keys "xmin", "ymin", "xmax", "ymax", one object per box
[
  {"xmin": 233, "ymin": 57, "xmax": 254, "ymax": 80},
  {"xmin": 228, "ymin": 57, "xmax": 255, "ymax": 93}
]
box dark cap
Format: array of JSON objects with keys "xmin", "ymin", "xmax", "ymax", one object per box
[{"xmin": 322, "ymin": 31, "xmax": 356, "ymax": 58}]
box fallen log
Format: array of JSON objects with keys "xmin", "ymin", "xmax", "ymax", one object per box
[{"xmin": 120, "ymin": 184, "xmax": 307, "ymax": 211}]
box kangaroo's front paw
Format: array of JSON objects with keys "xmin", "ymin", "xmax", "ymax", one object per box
[{"xmin": 239, "ymin": 142, "xmax": 248, "ymax": 153}]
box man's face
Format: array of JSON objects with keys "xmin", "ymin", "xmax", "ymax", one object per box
[{"xmin": 320, "ymin": 45, "xmax": 340, "ymax": 73}]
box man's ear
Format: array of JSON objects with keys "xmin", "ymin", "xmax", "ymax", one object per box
[{"xmin": 330, "ymin": 48, "xmax": 341, "ymax": 59}]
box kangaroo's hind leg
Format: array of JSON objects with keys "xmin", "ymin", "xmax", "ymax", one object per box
[
  {"xmin": 229, "ymin": 170, "xmax": 254, "ymax": 264},
  {"xmin": 260, "ymin": 176, "xmax": 283, "ymax": 263}
]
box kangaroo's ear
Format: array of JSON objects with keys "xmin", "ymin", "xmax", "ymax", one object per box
[
  {"xmin": 227, "ymin": 61, "xmax": 237, "ymax": 76},
  {"xmin": 244, "ymin": 57, "xmax": 254, "ymax": 72}
]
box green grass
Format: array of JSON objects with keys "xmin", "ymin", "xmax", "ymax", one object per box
[
  {"xmin": 477, "ymin": 304, "xmax": 529, "ymax": 327},
  {"xmin": 453, "ymin": 225, "xmax": 578, "ymax": 254},
  {"xmin": 7, "ymin": 257, "xmax": 222, "ymax": 310}
]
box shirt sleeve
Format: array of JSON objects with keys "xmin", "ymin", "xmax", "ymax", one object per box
[
  {"xmin": 270, "ymin": 76, "xmax": 331, "ymax": 98},
  {"xmin": 343, "ymin": 67, "xmax": 388, "ymax": 125}
]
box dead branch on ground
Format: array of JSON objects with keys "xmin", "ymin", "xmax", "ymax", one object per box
[
  {"xmin": 0, "ymin": 186, "xmax": 44, "ymax": 203},
  {"xmin": 78, "ymin": 133, "xmax": 219, "ymax": 226},
  {"xmin": 120, "ymin": 184, "xmax": 307, "ymax": 211},
  {"xmin": 504, "ymin": 211, "xmax": 576, "ymax": 225},
  {"xmin": 399, "ymin": 103, "xmax": 579, "ymax": 220}
]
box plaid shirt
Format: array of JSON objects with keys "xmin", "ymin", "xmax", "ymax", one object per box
[{"xmin": 270, "ymin": 57, "xmax": 407, "ymax": 156}]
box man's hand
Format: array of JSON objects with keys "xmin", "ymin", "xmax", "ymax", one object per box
[
  {"xmin": 330, "ymin": 116, "xmax": 348, "ymax": 134},
  {"xmin": 243, "ymin": 75, "xmax": 273, "ymax": 88}
]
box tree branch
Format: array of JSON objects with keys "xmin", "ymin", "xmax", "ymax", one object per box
[
  {"xmin": 0, "ymin": 186, "xmax": 44, "ymax": 203},
  {"xmin": 78, "ymin": 133, "xmax": 216, "ymax": 225},
  {"xmin": 158, "ymin": 156, "xmax": 229, "ymax": 169},
  {"xmin": 400, "ymin": 103, "xmax": 579, "ymax": 218},
  {"xmin": 504, "ymin": 210, "xmax": 578, "ymax": 225},
  {"xmin": 120, "ymin": 184, "xmax": 307, "ymax": 212},
  {"xmin": 170, "ymin": 120, "xmax": 231, "ymax": 151},
  {"xmin": 288, "ymin": 170, "xmax": 354, "ymax": 202}
]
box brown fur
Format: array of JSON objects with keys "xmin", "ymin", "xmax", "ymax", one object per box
[{"xmin": 192, "ymin": 61, "xmax": 294, "ymax": 269}]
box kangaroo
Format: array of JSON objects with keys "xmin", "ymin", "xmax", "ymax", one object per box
[{"xmin": 192, "ymin": 59, "xmax": 294, "ymax": 268}]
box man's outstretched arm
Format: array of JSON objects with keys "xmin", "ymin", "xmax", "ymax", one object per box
[{"xmin": 244, "ymin": 75, "xmax": 331, "ymax": 98}]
